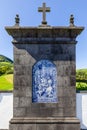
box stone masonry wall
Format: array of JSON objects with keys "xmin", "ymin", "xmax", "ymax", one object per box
[{"xmin": 13, "ymin": 43, "xmax": 76, "ymax": 117}]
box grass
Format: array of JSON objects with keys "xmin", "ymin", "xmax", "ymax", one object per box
[
  {"xmin": 76, "ymin": 68, "xmax": 87, "ymax": 72},
  {"xmin": 0, "ymin": 74, "xmax": 13, "ymax": 91}
]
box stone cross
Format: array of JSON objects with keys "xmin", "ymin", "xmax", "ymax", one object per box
[{"xmin": 38, "ymin": 3, "xmax": 50, "ymax": 25}]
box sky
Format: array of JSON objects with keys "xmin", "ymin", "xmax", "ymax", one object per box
[{"xmin": 0, "ymin": 0, "xmax": 87, "ymax": 69}]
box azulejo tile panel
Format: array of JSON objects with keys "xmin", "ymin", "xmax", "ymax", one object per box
[{"xmin": 32, "ymin": 60, "xmax": 58, "ymax": 103}]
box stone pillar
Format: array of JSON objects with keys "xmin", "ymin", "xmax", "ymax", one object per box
[{"xmin": 5, "ymin": 24, "xmax": 84, "ymax": 130}]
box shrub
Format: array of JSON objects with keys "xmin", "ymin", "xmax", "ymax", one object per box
[
  {"xmin": 76, "ymin": 82, "xmax": 87, "ymax": 90},
  {"xmin": 6, "ymin": 69, "xmax": 13, "ymax": 74}
]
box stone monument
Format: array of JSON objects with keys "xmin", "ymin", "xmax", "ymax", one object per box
[{"xmin": 5, "ymin": 3, "xmax": 84, "ymax": 130}]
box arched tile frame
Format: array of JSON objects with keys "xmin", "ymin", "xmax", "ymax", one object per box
[{"xmin": 32, "ymin": 60, "xmax": 58, "ymax": 103}]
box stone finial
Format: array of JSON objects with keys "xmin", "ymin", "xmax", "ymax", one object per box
[
  {"xmin": 70, "ymin": 14, "xmax": 75, "ymax": 27},
  {"xmin": 15, "ymin": 14, "xmax": 20, "ymax": 26}
]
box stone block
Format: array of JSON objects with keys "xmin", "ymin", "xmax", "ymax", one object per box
[
  {"xmin": 58, "ymin": 76, "xmax": 70, "ymax": 87},
  {"xmin": 26, "ymin": 87, "xmax": 32, "ymax": 97},
  {"xmin": 9, "ymin": 124, "xmax": 36, "ymax": 130},
  {"xmin": 51, "ymin": 107, "xmax": 64, "ymax": 117},
  {"xmin": 27, "ymin": 44, "xmax": 39, "ymax": 54},
  {"xmin": 13, "ymin": 97, "xmax": 19, "ymax": 107},
  {"xmin": 70, "ymin": 76, "xmax": 76, "ymax": 86},
  {"xmin": 63, "ymin": 97, "xmax": 76, "ymax": 107},
  {"xmin": 13, "ymin": 45, "xmax": 27, "ymax": 55},
  {"xmin": 19, "ymin": 97, "xmax": 31, "ymax": 107},
  {"xmin": 13, "ymin": 108, "xmax": 26, "ymax": 117},
  {"xmin": 14, "ymin": 86, "xmax": 31, "ymax": 98},
  {"xmin": 63, "ymin": 106, "xmax": 76, "ymax": 117},
  {"xmin": 62, "ymin": 86, "xmax": 76, "ymax": 97},
  {"xmin": 14, "ymin": 75, "xmax": 31, "ymax": 87},
  {"xmin": 36, "ymin": 124, "xmax": 51, "ymax": 130},
  {"xmin": 14, "ymin": 89, "xmax": 26, "ymax": 97}
]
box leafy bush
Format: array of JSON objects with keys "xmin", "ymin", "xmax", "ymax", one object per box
[
  {"xmin": 0, "ymin": 62, "xmax": 13, "ymax": 75},
  {"xmin": 6, "ymin": 69, "xmax": 13, "ymax": 74},
  {"xmin": 0, "ymin": 55, "xmax": 13, "ymax": 63},
  {"xmin": 76, "ymin": 69, "xmax": 87, "ymax": 82},
  {"xmin": 76, "ymin": 69, "xmax": 87, "ymax": 90},
  {"xmin": 76, "ymin": 82, "xmax": 87, "ymax": 90}
]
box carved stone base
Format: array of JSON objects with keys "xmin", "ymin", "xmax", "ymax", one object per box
[{"xmin": 9, "ymin": 117, "xmax": 80, "ymax": 130}]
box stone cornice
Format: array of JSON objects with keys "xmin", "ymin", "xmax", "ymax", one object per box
[
  {"xmin": 10, "ymin": 117, "xmax": 80, "ymax": 124},
  {"xmin": 5, "ymin": 26, "xmax": 84, "ymax": 44}
]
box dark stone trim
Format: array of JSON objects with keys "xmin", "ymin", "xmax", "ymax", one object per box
[
  {"xmin": 81, "ymin": 129, "xmax": 87, "ymax": 130},
  {"xmin": 76, "ymin": 90, "xmax": 87, "ymax": 93},
  {"xmin": 0, "ymin": 129, "xmax": 8, "ymax": 130},
  {"xmin": 0, "ymin": 91, "xmax": 13, "ymax": 93},
  {"xmin": 12, "ymin": 38, "xmax": 77, "ymax": 44},
  {"xmin": 0, "ymin": 129, "xmax": 85, "ymax": 130},
  {"xmin": 0, "ymin": 90, "xmax": 87, "ymax": 94}
]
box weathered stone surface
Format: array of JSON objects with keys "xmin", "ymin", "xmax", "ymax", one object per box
[
  {"xmin": 9, "ymin": 117, "xmax": 80, "ymax": 130},
  {"xmin": 13, "ymin": 97, "xmax": 19, "ymax": 107},
  {"xmin": 13, "ymin": 108, "xmax": 26, "ymax": 117},
  {"xmin": 5, "ymin": 23, "xmax": 84, "ymax": 130}
]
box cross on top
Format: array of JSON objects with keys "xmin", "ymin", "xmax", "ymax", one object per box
[{"xmin": 38, "ymin": 3, "xmax": 50, "ymax": 26}]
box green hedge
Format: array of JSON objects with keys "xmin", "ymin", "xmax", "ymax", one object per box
[{"xmin": 76, "ymin": 82, "xmax": 87, "ymax": 90}]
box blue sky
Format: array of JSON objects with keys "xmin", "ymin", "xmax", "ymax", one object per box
[{"xmin": 0, "ymin": 0, "xmax": 87, "ymax": 69}]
